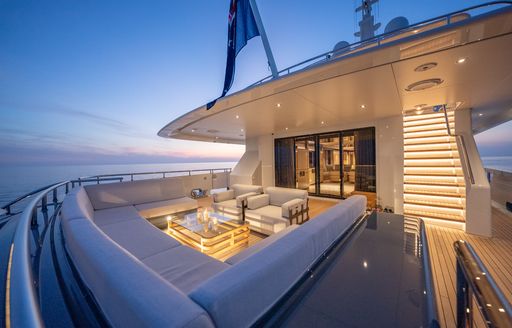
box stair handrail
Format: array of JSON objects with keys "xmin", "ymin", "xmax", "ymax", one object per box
[
  {"xmin": 454, "ymin": 240, "xmax": 512, "ymax": 327},
  {"xmin": 440, "ymin": 105, "xmax": 475, "ymax": 185}
]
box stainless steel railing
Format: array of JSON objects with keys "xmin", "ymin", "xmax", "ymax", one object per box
[
  {"xmin": 4, "ymin": 167, "xmax": 231, "ymax": 327},
  {"xmin": 454, "ymin": 240, "xmax": 512, "ymax": 327},
  {"xmin": 440, "ymin": 105, "xmax": 476, "ymax": 185},
  {"xmin": 249, "ymin": 1, "xmax": 512, "ymax": 87}
]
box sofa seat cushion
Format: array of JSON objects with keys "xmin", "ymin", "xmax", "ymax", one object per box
[
  {"xmin": 100, "ymin": 218, "xmax": 181, "ymax": 260},
  {"xmin": 225, "ymin": 225, "xmax": 300, "ymax": 265},
  {"xmin": 245, "ymin": 206, "xmax": 289, "ymax": 235},
  {"xmin": 142, "ymin": 246, "xmax": 229, "ymax": 294},
  {"xmin": 62, "ymin": 217, "xmax": 214, "ymax": 327},
  {"xmin": 212, "ymin": 199, "xmax": 241, "ymax": 216},
  {"xmin": 135, "ymin": 197, "xmax": 198, "ymax": 219},
  {"xmin": 93, "ymin": 205, "xmax": 142, "ymax": 227}
]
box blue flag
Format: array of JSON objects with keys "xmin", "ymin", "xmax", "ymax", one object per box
[{"xmin": 207, "ymin": 0, "xmax": 260, "ymax": 110}]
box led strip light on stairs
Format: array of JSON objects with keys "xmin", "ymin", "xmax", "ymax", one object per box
[{"xmin": 403, "ymin": 108, "xmax": 466, "ymax": 223}]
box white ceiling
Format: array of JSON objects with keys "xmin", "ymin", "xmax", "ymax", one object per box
[{"xmin": 158, "ymin": 8, "xmax": 512, "ymax": 144}]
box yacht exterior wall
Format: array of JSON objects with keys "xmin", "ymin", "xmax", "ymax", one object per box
[{"xmin": 248, "ymin": 114, "xmax": 404, "ymax": 212}]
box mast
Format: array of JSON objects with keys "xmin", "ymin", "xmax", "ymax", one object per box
[{"xmin": 354, "ymin": 0, "xmax": 381, "ymax": 41}]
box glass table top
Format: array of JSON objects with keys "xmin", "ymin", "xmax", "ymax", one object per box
[{"xmin": 168, "ymin": 209, "xmax": 245, "ymax": 239}]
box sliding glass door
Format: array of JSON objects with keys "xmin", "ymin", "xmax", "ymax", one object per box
[
  {"xmin": 294, "ymin": 137, "xmax": 316, "ymax": 193},
  {"xmin": 319, "ymin": 133, "xmax": 341, "ymax": 197},
  {"xmin": 274, "ymin": 127, "xmax": 375, "ymax": 200}
]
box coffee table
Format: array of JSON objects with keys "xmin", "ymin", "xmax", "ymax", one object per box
[{"xmin": 167, "ymin": 208, "xmax": 250, "ymax": 258}]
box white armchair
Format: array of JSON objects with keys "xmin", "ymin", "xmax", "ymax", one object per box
[
  {"xmin": 245, "ymin": 187, "xmax": 309, "ymax": 235},
  {"xmin": 211, "ymin": 184, "xmax": 263, "ymax": 218}
]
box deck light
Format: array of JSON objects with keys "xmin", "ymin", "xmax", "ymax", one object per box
[
  {"xmin": 457, "ymin": 57, "xmax": 467, "ymax": 64},
  {"xmin": 499, "ymin": 308, "xmax": 506, "ymax": 313},
  {"xmin": 412, "ymin": 29, "xmax": 419, "ymax": 33},
  {"xmin": 191, "ymin": 129, "xmax": 196, "ymax": 132},
  {"xmin": 363, "ymin": 261, "xmax": 368, "ymax": 268}
]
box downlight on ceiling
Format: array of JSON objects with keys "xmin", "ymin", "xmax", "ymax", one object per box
[
  {"xmin": 360, "ymin": 104, "xmax": 366, "ymax": 109},
  {"xmin": 457, "ymin": 57, "xmax": 467, "ymax": 64},
  {"xmin": 405, "ymin": 78, "xmax": 444, "ymax": 92},
  {"xmin": 414, "ymin": 62, "xmax": 437, "ymax": 72}
]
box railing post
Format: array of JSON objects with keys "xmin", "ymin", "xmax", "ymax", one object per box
[
  {"xmin": 457, "ymin": 260, "xmax": 473, "ymax": 328},
  {"xmin": 31, "ymin": 208, "xmax": 38, "ymax": 227},
  {"xmin": 96, "ymin": 176, "xmax": 100, "ymax": 184},
  {"xmin": 163, "ymin": 172, "xmax": 166, "ymax": 178},
  {"xmin": 66, "ymin": 182, "xmax": 69, "ymax": 194},
  {"xmin": 6, "ymin": 205, "xmax": 11, "ymax": 215},
  {"xmin": 41, "ymin": 195, "xmax": 48, "ymax": 213},
  {"xmin": 52, "ymin": 189, "xmax": 58, "ymax": 205},
  {"xmin": 130, "ymin": 174, "xmax": 134, "ymax": 181}
]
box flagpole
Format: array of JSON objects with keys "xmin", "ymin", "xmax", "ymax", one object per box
[{"xmin": 248, "ymin": 0, "xmax": 279, "ymax": 79}]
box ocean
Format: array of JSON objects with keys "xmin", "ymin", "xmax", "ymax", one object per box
[
  {"xmin": 0, "ymin": 162, "xmax": 236, "ymax": 206},
  {"xmin": 0, "ymin": 157, "xmax": 510, "ymax": 208}
]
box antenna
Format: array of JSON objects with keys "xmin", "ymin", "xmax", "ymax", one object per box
[{"xmin": 354, "ymin": 0, "xmax": 381, "ymax": 41}]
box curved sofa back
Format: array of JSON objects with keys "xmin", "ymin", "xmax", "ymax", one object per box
[
  {"xmin": 84, "ymin": 177, "xmax": 185, "ymax": 210},
  {"xmin": 189, "ymin": 195, "xmax": 366, "ymax": 328},
  {"xmin": 61, "ymin": 188, "xmax": 214, "ymax": 328}
]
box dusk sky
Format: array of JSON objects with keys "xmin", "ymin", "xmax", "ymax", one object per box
[{"xmin": 1, "ymin": 0, "xmax": 510, "ymax": 165}]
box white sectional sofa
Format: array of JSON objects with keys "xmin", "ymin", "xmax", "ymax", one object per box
[
  {"xmin": 244, "ymin": 187, "xmax": 309, "ymax": 235},
  {"xmin": 211, "ymin": 184, "xmax": 263, "ymax": 218},
  {"xmin": 61, "ymin": 181, "xmax": 366, "ymax": 328},
  {"xmin": 84, "ymin": 177, "xmax": 198, "ymax": 228}
]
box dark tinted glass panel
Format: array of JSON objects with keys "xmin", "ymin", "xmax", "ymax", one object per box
[
  {"xmin": 275, "ymin": 138, "xmax": 295, "ymax": 188},
  {"xmin": 354, "ymin": 128, "xmax": 376, "ymax": 193}
]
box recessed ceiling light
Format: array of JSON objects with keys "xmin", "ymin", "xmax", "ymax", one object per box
[
  {"xmin": 412, "ymin": 29, "xmax": 419, "ymax": 34},
  {"xmin": 321, "ymin": 121, "xmax": 325, "ymax": 125},
  {"xmin": 191, "ymin": 129, "xmax": 196, "ymax": 132},
  {"xmin": 276, "ymin": 103, "xmax": 281, "ymax": 108},
  {"xmin": 236, "ymin": 115, "xmax": 239, "ymax": 119},
  {"xmin": 285, "ymin": 127, "xmax": 288, "ymax": 131},
  {"xmin": 241, "ymin": 128, "xmax": 244, "ymax": 132},
  {"xmin": 457, "ymin": 57, "xmax": 467, "ymax": 64},
  {"xmin": 360, "ymin": 104, "xmax": 366, "ymax": 109},
  {"xmin": 215, "ymin": 136, "xmax": 219, "ymax": 139},
  {"xmin": 478, "ymin": 113, "xmax": 483, "ymax": 117}
]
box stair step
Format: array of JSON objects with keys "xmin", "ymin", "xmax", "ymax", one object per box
[
  {"xmin": 403, "ymin": 117, "xmax": 453, "ymax": 127},
  {"xmin": 404, "ymin": 112, "xmax": 454, "ymax": 122},
  {"xmin": 404, "ymin": 129, "xmax": 451, "ymax": 139},
  {"xmin": 404, "ymin": 144, "xmax": 458, "ymax": 152},
  {"xmin": 404, "ymin": 179, "xmax": 465, "ymax": 187},
  {"xmin": 404, "ymin": 210, "xmax": 465, "ymax": 222},
  {"xmin": 403, "ymin": 123, "xmax": 454, "ymax": 133},
  {"xmin": 404, "ymin": 189, "xmax": 465, "ymax": 198},
  {"xmin": 404, "ymin": 136, "xmax": 456, "ymax": 145},
  {"xmin": 404, "ymin": 213, "xmax": 465, "ymax": 223},
  {"xmin": 404, "ymin": 159, "xmax": 461, "ymax": 167}
]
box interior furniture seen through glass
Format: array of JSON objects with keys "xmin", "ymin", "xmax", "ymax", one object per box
[{"xmin": 275, "ymin": 127, "xmax": 376, "ymax": 201}]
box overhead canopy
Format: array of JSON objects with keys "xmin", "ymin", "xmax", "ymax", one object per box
[{"xmin": 158, "ymin": 7, "xmax": 512, "ymax": 144}]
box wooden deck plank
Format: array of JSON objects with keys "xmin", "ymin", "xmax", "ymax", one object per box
[{"xmin": 425, "ymin": 206, "xmax": 512, "ymax": 327}]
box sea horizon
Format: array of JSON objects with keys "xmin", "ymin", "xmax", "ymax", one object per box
[{"xmin": 0, "ymin": 156, "xmax": 510, "ymax": 207}]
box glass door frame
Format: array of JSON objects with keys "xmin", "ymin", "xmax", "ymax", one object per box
[{"xmin": 274, "ymin": 126, "xmax": 376, "ymax": 200}]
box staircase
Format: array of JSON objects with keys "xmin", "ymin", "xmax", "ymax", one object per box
[{"xmin": 403, "ymin": 109, "xmax": 466, "ymax": 223}]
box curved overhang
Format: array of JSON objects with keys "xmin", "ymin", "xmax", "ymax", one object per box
[{"xmin": 158, "ymin": 6, "xmax": 512, "ymax": 144}]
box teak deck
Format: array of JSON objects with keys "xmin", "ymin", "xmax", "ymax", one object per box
[{"xmin": 197, "ymin": 196, "xmax": 512, "ymax": 326}]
